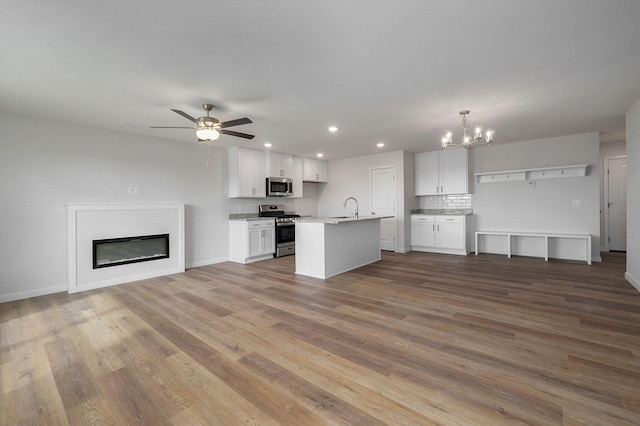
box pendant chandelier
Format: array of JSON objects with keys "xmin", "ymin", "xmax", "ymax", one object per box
[{"xmin": 441, "ymin": 110, "xmax": 494, "ymax": 149}]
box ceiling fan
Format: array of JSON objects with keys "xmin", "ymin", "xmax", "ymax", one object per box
[{"xmin": 151, "ymin": 103, "xmax": 254, "ymax": 141}]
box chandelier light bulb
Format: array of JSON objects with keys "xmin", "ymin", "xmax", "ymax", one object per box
[{"xmin": 485, "ymin": 129, "xmax": 494, "ymax": 142}]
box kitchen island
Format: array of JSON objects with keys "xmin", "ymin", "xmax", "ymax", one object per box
[{"xmin": 295, "ymin": 216, "xmax": 391, "ymax": 279}]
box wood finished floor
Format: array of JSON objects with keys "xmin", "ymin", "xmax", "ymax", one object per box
[{"xmin": 1, "ymin": 252, "xmax": 639, "ymax": 425}]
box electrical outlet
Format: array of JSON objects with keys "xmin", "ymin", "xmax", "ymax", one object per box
[{"xmin": 571, "ymin": 199, "xmax": 581, "ymax": 207}]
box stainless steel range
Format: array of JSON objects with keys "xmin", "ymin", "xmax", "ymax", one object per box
[{"xmin": 258, "ymin": 204, "xmax": 300, "ymax": 257}]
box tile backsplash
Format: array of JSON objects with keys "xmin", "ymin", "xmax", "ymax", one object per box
[
  {"xmin": 418, "ymin": 194, "xmax": 472, "ymax": 210},
  {"xmin": 228, "ymin": 198, "xmax": 296, "ymax": 215}
]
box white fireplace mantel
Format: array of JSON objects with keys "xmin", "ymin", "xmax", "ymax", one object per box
[{"xmin": 67, "ymin": 204, "xmax": 185, "ymax": 293}]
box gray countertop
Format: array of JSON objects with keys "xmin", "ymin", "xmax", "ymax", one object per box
[
  {"xmin": 228, "ymin": 215, "xmax": 265, "ymax": 221},
  {"xmin": 297, "ymin": 215, "xmax": 393, "ymax": 224},
  {"xmin": 411, "ymin": 209, "xmax": 473, "ymax": 216}
]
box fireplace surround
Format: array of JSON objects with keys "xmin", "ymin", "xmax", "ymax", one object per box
[{"xmin": 67, "ymin": 204, "xmax": 185, "ymax": 293}]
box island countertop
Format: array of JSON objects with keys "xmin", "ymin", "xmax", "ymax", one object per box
[{"xmin": 297, "ymin": 215, "xmax": 393, "ymax": 224}]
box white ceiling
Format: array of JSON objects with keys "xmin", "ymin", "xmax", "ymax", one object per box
[{"xmin": 2, "ymin": 1, "xmax": 640, "ymax": 160}]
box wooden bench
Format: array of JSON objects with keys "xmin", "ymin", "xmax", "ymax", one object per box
[{"xmin": 475, "ymin": 231, "xmax": 591, "ymax": 265}]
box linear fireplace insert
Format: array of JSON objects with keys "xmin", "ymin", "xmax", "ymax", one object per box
[{"xmin": 93, "ymin": 233, "xmax": 169, "ymax": 269}]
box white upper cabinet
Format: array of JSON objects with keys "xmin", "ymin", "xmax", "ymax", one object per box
[
  {"xmin": 415, "ymin": 151, "xmax": 439, "ymax": 196},
  {"xmin": 415, "ymin": 149, "xmax": 468, "ymax": 195},
  {"xmin": 229, "ymin": 146, "xmax": 267, "ymax": 198},
  {"xmin": 303, "ymin": 158, "xmax": 328, "ymax": 182},
  {"xmin": 267, "ymin": 152, "xmax": 294, "ymax": 178},
  {"xmin": 291, "ymin": 156, "xmax": 304, "ymax": 198}
]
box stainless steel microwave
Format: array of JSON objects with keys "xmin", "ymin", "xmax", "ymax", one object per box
[{"xmin": 266, "ymin": 177, "xmax": 293, "ymax": 197}]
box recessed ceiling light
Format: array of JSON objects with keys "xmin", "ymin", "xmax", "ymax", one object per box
[
  {"xmin": 264, "ymin": 143, "xmax": 272, "ymax": 148},
  {"xmin": 328, "ymin": 126, "xmax": 338, "ymax": 133},
  {"xmin": 377, "ymin": 142, "xmax": 385, "ymax": 147},
  {"xmin": 316, "ymin": 153, "xmax": 324, "ymax": 158}
]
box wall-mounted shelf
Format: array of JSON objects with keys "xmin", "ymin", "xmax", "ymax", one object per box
[{"xmin": 475, "ymin": 164, "xmax": 587, "ymax": 183}]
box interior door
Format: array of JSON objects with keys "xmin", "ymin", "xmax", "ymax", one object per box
[
  {"xmin": 608, "ymin": 157, "xmax": 627, "ymax": 251},
  {"xmin": 370, "ymin": 166, "xmax": 396, "ymax": 251}
]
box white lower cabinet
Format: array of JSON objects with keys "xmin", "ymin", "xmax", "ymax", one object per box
[
  {"xmin": 410, "ymin": 215, "xmax": 436, "ymax": 247},
  {"xmin": 229, "ymin": 219, "xmax": 275, "ymax": 264},
  {"xmin": 411, "ymin": 215, "xmax": 470, "ymax": 255}
]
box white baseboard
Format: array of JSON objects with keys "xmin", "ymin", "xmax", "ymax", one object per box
[
  {"xmin": 187, "ymin": 256, "xmax": 228, "ymax": 269},
  {"xmin": 1, "ymin": 257, "xmax": 231, "ymax": 303},
  {"xmin": 626, "ymin": 272, "xmax": 640, "ymax": 293},
  {"xmin": 0, "ymin": 284, "xmax": 67, "ymax": 303}
]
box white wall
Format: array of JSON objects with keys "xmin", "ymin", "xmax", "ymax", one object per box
[
  {"xmin": 0, "ymin": 112, "xmax": 229, "ymax": 302},
  {"xmin": 402, "ymin": 151, "xmax": 419, "ymax": 251},
  {"xmin": 318, "ymin": 151, "xmax": 416, "ymax": 252},
  {"xmin": 626, "ymin": 99, "xmax": 640, "ymax": 290},
  {"xmin": 469, "ymin": 133, "xmax": 601, "ymax": 262}
]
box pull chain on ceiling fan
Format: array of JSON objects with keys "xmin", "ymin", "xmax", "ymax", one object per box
[{"xmin": 151, "ymin": 103, "xmax": 254, "ymax": 141}]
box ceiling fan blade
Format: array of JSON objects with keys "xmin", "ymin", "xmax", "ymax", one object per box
[
  {"xmin": 219, "ymin": 117, "xmax": 252, "ymax": 128},
  {"xmin": 220, "ymin": 129, "xmax": 255, "ymax": 139},
  {"xmin": 170, "ymin": 109, "xmax": 198, "ymax": 123},
  {"xmin": 150, "ymin": 126, "xmax": 195, "ymax": 129}
]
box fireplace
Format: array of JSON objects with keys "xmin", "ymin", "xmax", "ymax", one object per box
[
  {"xmin": 67, "ymin": 204, "xmax": 185, "ymax": 294},
  {"xmin": 93, "ymin": 233, "xmax": 169, "ymax": 269}
]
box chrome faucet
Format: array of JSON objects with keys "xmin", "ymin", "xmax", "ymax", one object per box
[{"xmin": 344, "ymin": 197, "xmax": 359, "ymax": 219}]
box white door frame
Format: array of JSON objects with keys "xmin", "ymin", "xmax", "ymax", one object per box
[{"xmin": 603, "ymin": 155, "xmax": 626, "ymax": 252}]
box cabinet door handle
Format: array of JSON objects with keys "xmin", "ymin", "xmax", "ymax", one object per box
[{"xmin": 432, "ymin": 224, "xmax": 435, "ymax": 231}]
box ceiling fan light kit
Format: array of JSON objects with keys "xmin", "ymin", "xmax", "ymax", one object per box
[
  {"xmin": 151, "ymin": 103, "xmax": 254, "ymax": 142},
  {"xmin": 441, "ymin": 110, "xmax": 494, "ymax": 149},
  {"xmin": 196, "ymin": 127, "xmax": 220, "ymax": 141}
]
